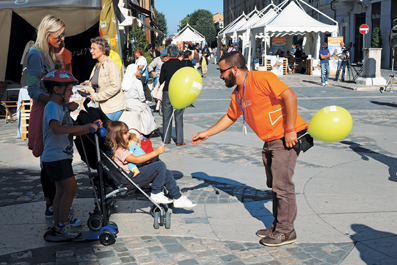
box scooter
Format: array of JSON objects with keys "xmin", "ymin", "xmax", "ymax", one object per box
[{"xmin": 44, "ymin": 122, "xmax": 119, "ymax": 246}]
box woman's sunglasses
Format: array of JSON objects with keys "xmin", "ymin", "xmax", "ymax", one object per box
[{"xmin": 57, "ymin": 32, "xmax": 66, "ymax": 40}]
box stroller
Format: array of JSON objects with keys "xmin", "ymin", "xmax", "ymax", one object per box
[{"xmin": 74, "ymin": 99, "xmax": 171, "ymax": 234}]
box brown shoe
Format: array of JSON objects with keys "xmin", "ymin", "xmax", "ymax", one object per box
[
  {"xmin": 256, "ymin": 225, "xmax": 275, "ymax": 238},
  {"xmin": 260, "ymin": 229, "xmax": 297, "ymax": 247}
]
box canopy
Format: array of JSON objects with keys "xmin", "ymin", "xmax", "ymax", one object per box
[
  {"xmin": 263, "ymin": 1, "xmax": 338, "ymax": 36},
  {"xmin": 172, "ymin": 24, "xmax": 205, "ymax": 45},
  {"xmin": 0, "ymin": 0, "xmax": 101, "ymax": 82}
]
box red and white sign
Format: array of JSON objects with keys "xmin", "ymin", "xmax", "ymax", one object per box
[{"xmin": 359, "ymin": 24, "xmax": 369, "ymax": 35}]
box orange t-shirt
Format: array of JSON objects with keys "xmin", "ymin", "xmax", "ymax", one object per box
[
  {"xmin": 227, "ymin": 71, "xmax": 307, "ymax": 142},
  {"xmin": 62, "ymin": 48, "xmax": 72, "ymax": 73}
]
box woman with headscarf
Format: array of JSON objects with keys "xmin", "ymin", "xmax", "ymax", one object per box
[
  {"xmin": 27, "ymin": 15, "xmax": 80, "ymax": 225},
  {"xmin": 82, "ymin": 37, "xmax": 126, "ymax": 121},
  {"xmin": 121, "ymin": 64, "xmax": 156, "ymax": 135}
]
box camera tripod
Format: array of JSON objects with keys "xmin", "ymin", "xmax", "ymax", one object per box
[
  {"xmin": 345, "ymin": 57, "xmax": 363, "ymax": 82},
  {"xmin": 380, "ymin": 47, "xmax": 397, "ymax": 93}
]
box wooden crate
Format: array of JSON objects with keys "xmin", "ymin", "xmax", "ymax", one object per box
[
  {"xmin": 20, "ymin": 100, "xmax": 31, "ymax": 140},
  {"xmin": 306, "ymin": 59, "xmax": 313, "ymax": 75},
  {"xmin": 266, "ymin": 58, "xmax": 288, "ymax": 75}
]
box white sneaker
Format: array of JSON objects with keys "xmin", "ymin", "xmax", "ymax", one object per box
[
  {"xmin": 173, "ymin": 196, "xmax": 197, "ymax": 208},
  {"xmin": 151, "ymin": 192, "xmax": 173, "ymax": 204},
  {"xmin": 325, "ymin": 81, "xmax": 329, "ymax": 85},
  {"xmin": 68, "ymin": 215, "xmax": 83, "ymax": 227},
  {"xmin": 322, "ymin": 83, "xmax": 326, "ymax": 86},
  {"xmin": 56, "ymin": 223, "xmax": 80, "ymax": 238}
]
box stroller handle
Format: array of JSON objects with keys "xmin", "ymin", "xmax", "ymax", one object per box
[{"xmin": 90, "ymin": 122, "xmax": 107, "ymax": 137}]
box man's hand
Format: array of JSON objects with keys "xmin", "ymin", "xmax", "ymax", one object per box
[
  {"xmin": 152, "ymin": 72, "xmax": 157, "ymax": 76},
  {"xmin": 191, "ymin": 131, "xmax": 210, "ymax": 146},
  {"xmin": 284, "ymin": 131, "xmax": 298, "ymax": 148},
  {"xmin": 66, "ymin": 102, "xmax": 79, "ymax": 111}
]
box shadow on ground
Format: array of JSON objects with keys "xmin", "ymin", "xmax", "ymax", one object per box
[
  {"xmin": 181, "ymin": 172, "xmax": 273, "ymax": 227},
  {"xmin": 340, "ymin": 141, "xmax": 397, "ymax": 182},
  {"xmin": 350, "ymin": 224, "xmax": 397, "ymax": 264}
]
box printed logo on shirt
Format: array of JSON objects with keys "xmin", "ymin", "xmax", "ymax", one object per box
[
  {"xmin": 242, "ymin": 99, "xmax": 252, "ymax": 108},
  {"xmin": 268, "ymin": 107, "xmax": 284, "ymax": 125}
]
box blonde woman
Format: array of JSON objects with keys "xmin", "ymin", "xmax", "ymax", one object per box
[
  {"xmin": 27, "ymin": 15, "xmax": 80, "ymax": 224},
  {"xmin": 82, "ymin": 37, "xmax": 126, "ymax": 120}
]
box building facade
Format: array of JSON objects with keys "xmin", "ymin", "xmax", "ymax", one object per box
[
  {"xmin": 213, "ymin": 13, "xmax": 224, "ymax": 34},
  {"xmin": 223, "ymin": 0, "xmax": 396, "ymax": 68}
]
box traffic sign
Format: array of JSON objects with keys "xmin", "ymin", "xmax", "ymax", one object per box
[{"xmin": 359, "ymin": 24, "xmax": 369, "ymax": 35}]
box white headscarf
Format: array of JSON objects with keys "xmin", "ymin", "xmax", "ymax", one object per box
[{"xmin": 121, "ymin": 63, "xmax": 145, "ymax": 102}]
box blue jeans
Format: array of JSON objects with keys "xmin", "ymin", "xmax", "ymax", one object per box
[
  {"xmin": 335, "ymin": 60, "xmax": 347, "ymax": 80},
  {"xmin": 134, "ymin": 161, "xmax": 181, "ymax": 199},
  {"xmin": 105, "ymin": 110, "xmax": 124, "ymax": 121},
  {"xmin": 152, "ymin": 75, "xmax": 159, "ymax": 87},
  {"xmin": 321, "ymin": 63, "xmax": 330, "ymax": 84},
  {"xmin": 162, "ymin": 91, "xmax": 185, "ymax": 144}
]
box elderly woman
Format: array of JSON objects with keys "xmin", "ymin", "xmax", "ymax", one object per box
[
  {"xmin": 159, "ymin": 44, "xmax": 193, "ymax": 145},
  {"xmin": 83, "ymin": 37, "xmax": 125, "ymax": 121},
  {"xmin": 121, "ymin": 63, "xmax": 156, "ymax": 135},
  {"xmin": 27, "ymin": 15, "xmax": 80, "ymax": 224}
]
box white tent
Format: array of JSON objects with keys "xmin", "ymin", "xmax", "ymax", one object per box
[
  {"xmin": 172, "ymin": 24, "xmax": 205, "ymax": 46},
  {"xmin": 257, "ymin": 1, "xmax": 337, "ymax": 60},
  {"xmin": 0, "ymin": 0, "xmax": 102, "ymax": 82}
]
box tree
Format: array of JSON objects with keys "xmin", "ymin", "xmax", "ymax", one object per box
[
  {"xmin": 179, "ymin": 15, "xmax": 191, "ymax": 31},
  {"xmin": 126, "ymin": 26, "xmax": 153, "ymax": 66},
  {"xmin": 188, "ymin": 9, "xmax": 216, "ymax": 48},
  {"xmin": 371, "ymin": 27, "xmax": 383, "ymax": 48},
  {"xmin": 155, "ymin": 10, "xmax": 167, "ymax": 48}
]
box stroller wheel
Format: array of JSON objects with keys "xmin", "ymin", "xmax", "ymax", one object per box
[
  {"xmin": 99, "ymin": 230, "xmax": 116, "ymax": 246},
  {"xmin": 87, "ymin": 215, "xmax": 103, "ymax": 231},
  {"xmin": 165, "ymin": 212, "xmax": 171, "ymax": 229},
  {"xmin": 153, "ymin": 211, "xmax": 160, "ymax": 229}
]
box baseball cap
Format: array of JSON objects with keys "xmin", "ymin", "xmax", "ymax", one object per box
[{"xmin": 160, "ymin": 50, "xmax": 167, "ymax": 56}]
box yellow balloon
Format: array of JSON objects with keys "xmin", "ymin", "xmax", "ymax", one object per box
[
  {"xmin": 169, "ymin": 67, "xmax": 203, "ymax": 109},
  {"xmin": 308, "ymin": 106, "xmax": 353, "ymax": 143}
]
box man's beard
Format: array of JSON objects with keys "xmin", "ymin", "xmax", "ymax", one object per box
[{"xmin": 224, "ymin": 72, "xmax": 236, "ymax": 88}]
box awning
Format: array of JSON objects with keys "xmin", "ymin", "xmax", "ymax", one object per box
[
  {"xmin": 128, "ymin": 0, "xmax": 151, "ymax": 17},
  {"xmin": 142, "ymin": 22, "xmax": 165, "ymax": 36}
]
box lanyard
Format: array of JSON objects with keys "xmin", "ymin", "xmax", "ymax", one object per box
[{"xmin": 236, "ymin": 72, "xmax": 249, "ymax": 123}]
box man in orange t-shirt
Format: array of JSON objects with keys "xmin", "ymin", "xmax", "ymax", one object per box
[{"xmin": 191, "ymin": 52, "xmax": 307, "ymax": 247}]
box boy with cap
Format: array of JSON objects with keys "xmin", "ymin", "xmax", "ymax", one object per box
[
  {"xmin": 148, "ymin": 50, "xmax": 169, "ymax": 87},
  {"xmin": 41, "ymin": 69, "xmax": 102, "ymax": 238}
]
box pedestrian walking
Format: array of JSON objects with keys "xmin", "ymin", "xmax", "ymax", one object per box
[
  {"xmin": 319, "ymin": 42, "xmax": 331, "ymax": 86},
  {"xmin": 199, "ymin": 50, "xmax": 209, "ymax": 78},
  {"xmin": 134, "ymin": 48, "xmax": 152, "ymax": 103},
  {"xmin": 191, "ymin": 52, "xmax": 308, "ymax": 247}
]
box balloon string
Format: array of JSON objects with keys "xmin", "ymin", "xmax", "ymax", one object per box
[
  {"xmin": 162, "ymin": 109, "xmax": 175, "ymax": 145},
  {"xmin": 297, "ymin": 132, "xmax": 307, "ymax": 140}
]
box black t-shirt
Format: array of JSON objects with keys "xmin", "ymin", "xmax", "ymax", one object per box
[{"xmin": 159, "ymin": 59, "xmax": 192, "ymax": 91}]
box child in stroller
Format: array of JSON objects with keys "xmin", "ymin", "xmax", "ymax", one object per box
[{"xmin": 106, "ymin": 120, "xmax": 196, "ymax": 208}]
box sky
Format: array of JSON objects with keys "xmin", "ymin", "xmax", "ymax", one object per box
[{"xmin": 156, "ymin": 0, "xmax": 223, "ymax": 37}]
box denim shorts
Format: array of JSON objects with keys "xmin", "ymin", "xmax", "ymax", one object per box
[{"xmin": 43, "ymin": 159, "xmax": 74, "ymax": 182}]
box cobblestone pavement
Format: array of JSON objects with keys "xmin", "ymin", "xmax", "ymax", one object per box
[{"xmin": 0, "ymin": 235, "xmax": 354, "ymax": 265}]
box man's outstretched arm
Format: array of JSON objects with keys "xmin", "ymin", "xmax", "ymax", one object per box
[{"xmin": 191, "ymin": 114, "xmax": 237, "ymax": 146}]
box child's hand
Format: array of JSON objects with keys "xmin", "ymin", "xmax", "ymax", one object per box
[
  {"xmin": 85, "ymin": 123, "xmax": 98, "ymax": 133},
  {"xmin": 92, "ymin": 119, "xmax": 103, "ymax": 128},
  {"xmin": 132, "ymin": 167, "xmax": 140, "ymax": 177},
  {"xmin": 156, "ymin": 145, "xmax": 165, "ymax": 155}
]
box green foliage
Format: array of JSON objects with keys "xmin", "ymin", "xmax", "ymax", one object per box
[
  {"xmin": 180, "ymin": 15, "xmax": 191, "ymax": 30},
  {"xmin": 180, "ymin": 9, "xmax": 216, "ymax": 47},
  {"xmin": 125, "ymin": 26, "xmax": 150, "ymax": 65},
  {"xmin": 130, "ymin": 26, "xmax": 148, "ymax": 51},
  {"xmin": 155, "ymin": 10, "xmax": 167, "ymax": 48},
  {"xmin": 371, "ymin": 27, "xmax": 383, "ymax": 48}
]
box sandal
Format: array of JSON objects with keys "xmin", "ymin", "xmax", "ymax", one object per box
[{"xmin": 176, "ymin": 142, "xmax": 186, "ymax": 146}]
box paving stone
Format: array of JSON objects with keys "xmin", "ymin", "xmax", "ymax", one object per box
[
  {"xmin": 148, "ymin": 246, "xmax": 163, "ymax": 253},
  {"xmin": 219, "ymin": 254, "xmax": 240, "ymax": 262},
  {"xmin": 177, "ymin": 259, "xmax": 199, "ymax": 265},
  {"xmin": 163, "ymin": 244, "xmax": 187, "ymax": 254}
]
